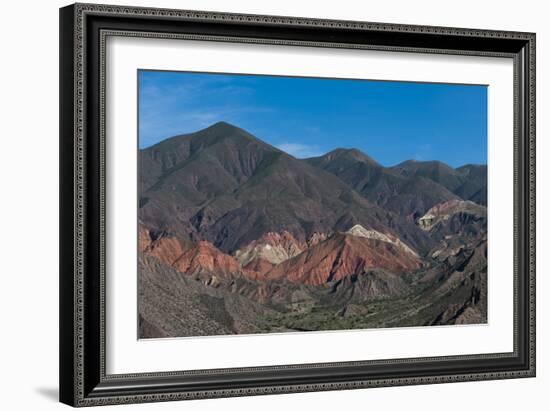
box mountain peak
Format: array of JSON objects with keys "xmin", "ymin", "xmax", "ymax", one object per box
[
  {"xmin": 306, "ymin": 148, "xmax": 381, "ymax": 170},
  {"xmin": 204, "ymin": 120, "xmax": 240, "ymax": 132},
  {"xmin": 456, "ymin": 163, "xmax": 487, "ymax": 173},
  {"xmin": 392, "ymin": 159, "xmax": 452, "ymax": 170},
  {"xmin": 199, "ymin": 121, "xmax": 258, "ymax": 141},
  {"xmin": 145, "ymin": 121, "xmax": 263, "ymax": 152},
  {"xmin": 139, "ymin": 122, "xmax": 281, "ymax": 195},
  {"xmin": 324, "ymin": 148, "xmax": 379, "ymax": 165}
]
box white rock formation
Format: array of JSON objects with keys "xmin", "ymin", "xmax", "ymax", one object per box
[
  {"xmin": 345, "ymin": 224, "xmax": 419, "ymax": 257},
  {"xmin": 234, "ymin": 231, "xmax": 305, "ymax": 266}
]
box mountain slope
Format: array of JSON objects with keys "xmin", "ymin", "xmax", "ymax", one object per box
[
  {"xmin": 306, "ymin": 149, "xmax": 460, "ymax": 217},
  {"xmin": 140, "ymin": 121, "xmax": 276, "ymax": 192},
  {"xmin": 139, "ymin": 122, "xmax": 280, "ymax": 236},
  {"xmin": 391, "ymin": 159, "xmax": 464, "ymax": 191},
  {"xmin": 455, "ymin": 164, "xmax": 488, "ymax": 205},
  {"xmin": 265, "ymin": 233, "xmax": 423, "ymax": 286},
  {"xmin": 391, "ymin": 160, "xmax": 487, "ymax": 205},
  {"xmin": 139, "ymin": 123, "xmax": 434, "ymax": 255}
]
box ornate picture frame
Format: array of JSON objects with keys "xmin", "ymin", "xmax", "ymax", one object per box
[{"xmin": 59, "ymin": 3, "xmax": 535, "ymax": 407}]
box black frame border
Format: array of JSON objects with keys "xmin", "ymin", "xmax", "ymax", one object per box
[{"xmin": 60, "ymin": 3, "xmax": 535, "ymax": 407}]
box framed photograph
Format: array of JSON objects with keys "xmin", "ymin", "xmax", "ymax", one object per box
[{"xmin": 59, "ymin": 3, "xmax": 536, "ymax": 407}]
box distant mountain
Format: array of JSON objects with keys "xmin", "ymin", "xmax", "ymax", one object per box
[
  {"xmin": 305, "ymin": 148, "xmax": 383, "ymax": 193},
  {"xmin": 139, "ymin": 122, "xmax": 433, "ymax": 255},
  {"xmin": 306, "ymin": 149, "xmax": 460, "ymax": 217},
  {"xmin": 306, "ymin": 150, "xmax": 487, "ymax": 216},
  {"xmin": 455, "ymin": 164, "xmax": 488, "ymax": 205},
  {"xmin": 391, "ymin": 160, "xmax": 487, "ymax": 206},
  {"xmin": 306, "ymin": 148, "xmax": 382, "ymax": 182},
  {"xmin": 391, "ymin": 160, "xmax": 464, "ymax": 191}
]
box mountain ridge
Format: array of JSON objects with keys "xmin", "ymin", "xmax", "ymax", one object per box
[
  {"xmin": 307, "ymin": 146, "xmax": 487, "ymax": 213},
  {"xmin": 139, "ymin": 122, "xmax": 435, "ymax": 255}
]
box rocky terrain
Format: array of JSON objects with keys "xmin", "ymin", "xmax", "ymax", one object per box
[{"xmin": 138, "ymin": 122, "xmax": 488, "ymax": 338}]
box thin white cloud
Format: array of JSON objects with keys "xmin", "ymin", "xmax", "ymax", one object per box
[
  {"xmin": 138, "ymin": 72, "xmax": 278, "ymax": 147},
  {"xmin": 276, "ymin": 143, "xmax": 323, "ymax": 158},
  {"xmin": 139, "ymin": 100, "xmax": 276, "ymax": 147}
]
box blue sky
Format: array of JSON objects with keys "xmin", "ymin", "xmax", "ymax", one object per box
[{"xmin": 138, "ymin": 70, "xmax": 487, "ymax": 167}]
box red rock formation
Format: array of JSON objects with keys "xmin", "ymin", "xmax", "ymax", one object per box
[
  {"xmin": 139, "ymin": 226, "xmax": 189, "ymax": 264},
  {"xmin": 138, "ymin": 225, "xmax": 152, "ymax": 252},
  {"xmin": 140, "ymin": 225, "xmax": 260, "ymax": 280},
  {"xmin": 243, "ymin": 257, "xmax": 274, "ymax": 276},
  {"xmin": 140, "ymin": 225, "xmax": 422, "ymax": 287},
  {"xmin": 265, "ymin": 233, "xmax": 422, "ymax": 286},
  {"xmin": 172, "ymin": 240, "xmax": 242, "ymax": 276}
]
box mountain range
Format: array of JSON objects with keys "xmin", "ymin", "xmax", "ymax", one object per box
[{"xmin": 138, "ymin": 122, "xmax": 488, "ymax": 338}]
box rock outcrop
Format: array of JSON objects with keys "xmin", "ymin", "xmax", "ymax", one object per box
[
  {"xmin": 139, "ymin": 225, "xmax": 190, "ymax": 265},
  {"xmin": 418, "ymin": 199, "xmax": 486, "ymax": 231},
  {"xmin": 265, "ymin": 233, "xmax": 422, "ymax": 286},
  {"xmin": 140, "ymin": 225, "xmax": 260, "ymax": 281},
  {"xmin": 345, "ymin": 224, "xmax": 418, "ymax": 257},
  {"xmin": 234, "ymin": 231, "xmax": 306, "ymax": 267}
]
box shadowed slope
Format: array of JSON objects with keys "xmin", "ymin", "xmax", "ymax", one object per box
[{"xmin": 306, "ymin": 149, "xmax": 460, "ymax": 217}]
